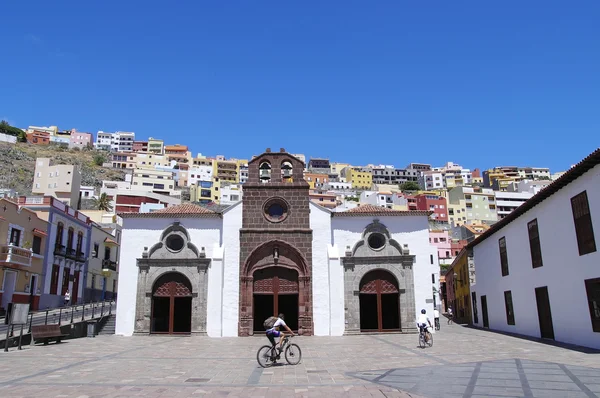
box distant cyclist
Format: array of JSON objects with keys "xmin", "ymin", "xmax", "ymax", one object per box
[
  {"xmin": 416, "ymin": 309, "xmax": 433, "ymax": 343},
  {"xmin": 266, "ymin": 313, "xmax": 294, "ymax": 353},
  {"xmin": 434, "ymin": 308, "xmax": 440, "ymax": 330}
]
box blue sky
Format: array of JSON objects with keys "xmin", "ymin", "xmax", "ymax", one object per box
[{"xmin": 1, "ymin": 1, "xmax": 598, "ymax": 172}]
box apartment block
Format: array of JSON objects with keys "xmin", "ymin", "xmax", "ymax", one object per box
[
  {"xmin": 32, "ymin": 158, "xmax": 82, "ymax": 207},
  {"xmin": 329, "ymin": 162, "xmax": 351, "ymax": 181},
  {"xmin": 26, "ymin": 130, "xmax": 51, "ymax": 145},
  {"xmin": 131, "ymin": 169, "xmax": 177, "ymax": 196},
  {"xmin": 68, "ymin": 130, "xmax": 93, "ymax": 149},
  {"xmin": 109, "ymin": 152, "xmax": 137, "ymax": 169},
  {"xmin": 133, "ymin": 141, "xmax": 148, "ymax": 152},
  {"xmin": 26, "ymin": 125, "xmax": 58, "ymax": 136},
  {"xmin": 309, "ymin": 190, "xmax": 338, "ymax": 209},
  {"xmin": 0, "ymin": 198, "xmax": 48, "ymax": 311},
  {"xmin": 189, "ymin": 165, "xmax": 213, "ymax": 187},
  {"xmin": 135, "ymin": 152, "xmax": 170, "ymax": 169},
  {"xmin": 148, "ymin": 137, "xmax": 164, "ymax": 154},
  {"xmin": 360, "ymin": 191, "xmax": 409, "ymax": 210},
  {"xmin": 414, "ymin": 193, "xmax": 448, "ymax": 222},
  {"xmin": 483, "ymin": 166, "xmax": 551, "ymax": 191},
  {"xmin": 419, "ymin": 162, "xmax": 472, "ymax": 190},
  {"xmin": 220, "ymin": 184, "xmax": 243, "ymax": 205},
  {"xmin": 343, "ymin": 167, "xmax": 373, "ymax": 190},
  {"xmin": 494, "ymin": 191, "xmax": 534, "ymax": 219},
  {"xmin": 368, "ymin": 164, "xmax": 421, "ymax": 185},
  {"xmin": 506, "ymin": 180, "xmax": 552, "ymax": 195},
  {"xmin": 214, "ymin": 159, "xmax": 238, "ymax": 183},
  {"xmin": 239, "ymin": 162, "xmax": 249, "ymax": 184},
  {"xmin": 94, "ymin": 131, "xmax": 135, "ymax": 152},
  {"xmin": 448, "ymin": 186, "xmax": 497, "ymax": 224},
  {"xmin": 88, "ymin": 223, "xmax": 119, "ymax": 301},
  {"xmin": 165, "ymin": 144, "xmax": 191, "ymax": 167},
  {"xmin": 18, "ymin": 195, "xmax": 92, "ymax": 308},
  {"xmin": 304, "ymin": 172, "xmax": 329, "ymax": 189},
  {"xmin": 308, "ymin": 158, "xmax": 331, "ymax": 174}
]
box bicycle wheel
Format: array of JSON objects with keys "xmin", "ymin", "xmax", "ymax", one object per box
[
  {"xmin": 285, "ymin": 343, "xmax": 302, "ymax": 365},
  {"xmin": 257, "ymin": 345, "xmax": 275, "ymax": 368},
  {"xmin": 418, "ymin": 333, "xmax": 426, "ymax": 348},
  {"xmin": 427, "ymin": 332, "xmax": 433, "ymax": 347}
]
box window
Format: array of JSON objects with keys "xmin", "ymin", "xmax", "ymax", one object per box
[
  {"xmin": 528, "ymin": 219, "xmax": 543, "ymax": 268},
  {"xmin": 431, "ymin": 274, "xmax": 435, "ymax": 283},
  {"xmin": 76, "ymin": 232, "xmax": 83, "ymax": 254},
  {"xmin": 434, "ymin": 238, "xmax": 438, "ymax": 243},
  {"xmin": 499, "ymin": 237, "xmax": 509, "ymax": 276},
  {"xmin": 93, "ymin": 243, "xmax": 99, "ymax": 257},
  {"xmin": 56, "ymin": 222, "xmax": 64, "ymax": 247},
  {"xmin": 445, "ymin": 251, "xmax": 450, "ymax": 257},
  {"xmin": 104, "ymin": 246, "xmax": 111, "ymax": 260},
  {"xmin": 430, "ymin": 254, "xmax": 434, "ymax": 264},
  {"xmin": 9, "ymin": 228, "xmax": 21, "ymax": 246},
  {"xmin": 32, "ymin": 236, "xmax": 42, "ymax": 254},
  {"xmin": 585, "ymin": 278, "xmax": 600, "ymax": 332},
  {"xmin": 504, "ymin": 290, "xmax": 515, "ymax": 325},
  {"xmin": 50, "ymin": 264, "xmax": 60, "ymax": 294},
  {"xmin": 571, "ymin": 191, "xmax": 596, "ymax": 256},
  {"xmin": 67, "ymin": 228, "xmax": 74, "ymax": 251}
]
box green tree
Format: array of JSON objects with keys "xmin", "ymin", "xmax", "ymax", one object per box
[
  {"xmin": 399, "ymin": 181, "xmax": 421, "ymax": 192},
  {"xmin": 92, "ymin": 193, "xmax": 113, "ymax": 212},
  {"xmin": 93, "ymin": 153, "xmax": 107, "ymax": 166},
  {"xmin": 0, "ymin": 120, "xmax": 26, "ymax": 138}
]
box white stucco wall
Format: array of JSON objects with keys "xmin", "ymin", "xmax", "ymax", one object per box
[
  {"xmin": 309, "ymin": 203, "xmax": 335, "ymax": 335},
  {"xmin": 219, "ymin": 202, "xmax": 242, "ymax": 337},
  {"xmin": 332, "ymin": 215, "xmax": 439, "ymax": 328},
  {"xmin": 115, "ymin": 216, "xmax": 222, "ymax": 336},
  {"xmin": 472, "ymin": 164, "xmax": 600, "ymax": 348}
]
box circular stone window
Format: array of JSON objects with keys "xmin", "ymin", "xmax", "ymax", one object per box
[
  {"xmin": 264, "ymin": 198, "xmax": 289, "ymax": 223},
  {"xmin": 368, "ymin": 233, "xmax": 386, "ymax": 250},
  {"xmin": 166, "ymin": 234, "xmax": 185, "ymax": 252}
]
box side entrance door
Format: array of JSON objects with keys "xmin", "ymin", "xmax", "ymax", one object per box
[{"xmin": 535, "ymin": 286, "xmax": 555, "ymax": 340}]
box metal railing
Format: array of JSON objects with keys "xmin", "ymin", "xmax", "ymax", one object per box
[{"xmin": 0, "ymin": 299, "xmax": 116, "ymax": 340}]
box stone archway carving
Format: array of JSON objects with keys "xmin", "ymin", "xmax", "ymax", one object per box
[
  {"xmin": 134, "ymin": 222, "xmax": 211, "ymax": 335},
  {"xmin": 341, "ymin": 220, "xmax": 416, "ymax": 334},
  {"xmin": 239, "ymin": 239, "xmax": 312, "ymax": 336}
]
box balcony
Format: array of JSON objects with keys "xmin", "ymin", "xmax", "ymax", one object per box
[
  {"xmin": 102, "ymin": 259, "xmax": 117, "ymax": 272},
  {"xmin": 66, "ymin": 248, "xmax": 77, "ymax": 260},
  {"xmin": 77, "ymin": 251, "xmax": 86, "ymax": 262},
  {"xmin": 0, "ymin": 244, "xmax": 33, "ymax": 267},
  {"xmin": 54, "ymin": 244, "xmax": 66, "ymax": 257}
]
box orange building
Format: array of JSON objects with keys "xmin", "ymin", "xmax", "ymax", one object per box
[
  {"xmin": 309, "ymin": 190, "xmax": 338, "ymax": 208},
  {"xmin": 303, "ymin": 172, "xmax": 329, "ymax": 189},
  {"xmin": 26, "ymin": 130, "xmax": 51, "ymax": 145},
  {"xmin": 0, "ymin": 199, "xmax": 48, "ymax": 311}
]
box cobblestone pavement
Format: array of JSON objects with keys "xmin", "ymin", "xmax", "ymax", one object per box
[{"xmin": 0, "ymin": 324, "xmax": 599, "ymax": 397}]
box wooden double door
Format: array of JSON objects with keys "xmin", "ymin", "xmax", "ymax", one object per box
[
  {"xmin": 151, "ymin": 273, "xmax": 192, "ymax": 334},
  {"xmin": 253, "ymin": 267, "xmax": 299, "ymax": 332},
  {"xmin": 359, "ymin": 270, "xmax": 400, "ymax": 332}
]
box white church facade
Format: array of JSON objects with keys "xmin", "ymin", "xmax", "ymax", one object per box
[{"xmin": 115, "ymin": 149, "xmax": 440, "ymax": 337}]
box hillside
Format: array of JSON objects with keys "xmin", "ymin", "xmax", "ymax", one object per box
[{"xmin": 0, "ymin": 142, "xmax": 129, "ymax": 197}]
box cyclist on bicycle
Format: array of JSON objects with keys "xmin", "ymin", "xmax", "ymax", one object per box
[
  {"xmin": 266, "ymin": 313, "xmax": 294, "ymax": 353},
  {"xmin": 416, "ymin": 309, "xmax": 433, "ymax": 342}
]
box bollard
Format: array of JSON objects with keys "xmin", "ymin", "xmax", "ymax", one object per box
[
  {"xmin": 45, "ymin": 310, "xmax": 49, "ymax": 325},
  {"xmin": 58, "ymin": 308, "xmax": 62, "ymax": 325},
  {"xmin": 71, "ymin": 306, "xmax": 74, "ymax": 324},
  {"xmin": 92, "ymin": 302, "xmax": 95, "ymax": 319},
  {"xmin": 82, "ymin": 304, "xmax": 85, "ymax": 321}
]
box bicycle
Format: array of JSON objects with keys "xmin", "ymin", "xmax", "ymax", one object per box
[
  {"xmin": 418, "ymin": 325, "xmax": 433, "ymax": 349},
  {"xmin": 257, "ymin": 335, "xmax": 302, "ymax": 368}
]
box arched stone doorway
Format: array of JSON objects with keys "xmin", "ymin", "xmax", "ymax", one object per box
[
  {"xmin": 252, "ymin": 267, "xmax": 299, "ymax": 332},
  {"xmin": 359, "ymin": 270, "xmax": 400, "ymax": 332},
  {"xmin": 239, "ymin": 240, "xmax": 312, "ymax": 336},
  {"xmin": 151, "ymin": 272, "xmax": 193, "ymax": 334}
]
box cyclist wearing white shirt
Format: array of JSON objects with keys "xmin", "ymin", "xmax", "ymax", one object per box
[
  {"xmin": 266, "ymin": 313, "xmax": 294, "ymax": 352},
  {"xmin": 416, "ymin": 309, "xmax": 433, "ymax": 342}
]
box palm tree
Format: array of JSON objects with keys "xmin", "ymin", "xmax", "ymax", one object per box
[{"xmin": 93, "ymin": 193, "xmax": 113, "ymax": 212}]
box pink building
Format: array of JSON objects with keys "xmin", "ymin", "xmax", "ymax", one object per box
[
  {"xmin": 429, "ymin": 230, "xmax": 452, "ymax": 260},
  {"xmin": 69, "ymin": 130, "xmax": 93, "ymax": 149}
]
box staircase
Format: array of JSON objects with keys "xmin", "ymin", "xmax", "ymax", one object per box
[{"xmin": 97, "ymin": 314, "xmax": 116, "ymax": 335}]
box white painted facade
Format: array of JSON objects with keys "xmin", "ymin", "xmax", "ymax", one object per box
[
  {"xmin": 471, "ymin": 163, "xmax": 600, "ymax": 349},
  {"xmin": 220, "ymin": 184, "xmax": 243, "ymax": 205},
  {"xmin": 116, "ymin": 204, "xmax": 438, "ymax": 337},
  {"xmin": 494, "ymin": 191, "xmax": 534, "ymax": 219},
  {"xmin": 188, "ymin": 166, "xmax": 213, "ymax": 187}
]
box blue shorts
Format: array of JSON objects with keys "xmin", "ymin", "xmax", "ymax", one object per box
[{"xmin": 266, "ymin": 329, "xmax": 281, "ymax": 337}]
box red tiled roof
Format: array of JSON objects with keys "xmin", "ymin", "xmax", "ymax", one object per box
[
  {"xmin": 104, "ymin": 238, "xmax": 119, "ymax": 245},
  {"xmin": 119, "ymin": 203, "xmax": 220, "ymax": 218},
  {"xmin": 468, "ymin": 147, "xmax": 600, "ymax": 249},
  {"xmin": 333, "ymin": 204, "xmax": 432, "ymax": 217}
]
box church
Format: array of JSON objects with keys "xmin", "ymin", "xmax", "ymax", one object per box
[{"xmin": 115, "ymin": 149, "xmax": 440, "ymax": 337}]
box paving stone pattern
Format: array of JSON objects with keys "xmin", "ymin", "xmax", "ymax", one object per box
[{"xmin": 0, "ymin": 324, "xmax": 599, "ymax": 397}]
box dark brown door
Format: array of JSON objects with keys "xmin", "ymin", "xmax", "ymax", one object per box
[
  {"xmin": 152, "ymin": 274, "xmax": 193, "ymax": 334},
  {"xmin": 481, "ymin": 295, "xmax": 489, "ymax": 328},
  {"xmin": 71, "ymin": 271, "xmax": 80, "ymax": 303},
  {"xmin": 253, "ymin": 267, "xmax": 299, "ymax": 331},
  {"xmin": 359, "ymin": 270, "xmax": 400, "ymax": 332},
  {"xmin": 535, "ymin": 286, "xmax": 555, "ymax": 340}
]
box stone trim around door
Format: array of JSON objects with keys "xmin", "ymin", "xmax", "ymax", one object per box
[{"xmin": 134, "ymin": 258, "xmax": 211, "ymax": 335}]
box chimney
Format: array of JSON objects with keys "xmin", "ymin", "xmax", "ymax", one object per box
[
  {"xmin": 265, "ymin": 148, "xmax": 271, "ymax": 153},
  {"xmin": 280, "ymin": 148, "xmax": 286, "ymax": 153}
]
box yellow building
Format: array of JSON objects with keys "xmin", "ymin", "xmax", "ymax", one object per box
[
  {"xmin": 448, "ymin": 199, "xmax": 467, "ymax": 226},
  {"xmin": 330, "ymin": 162, "xmax": 351, "ymax": 176},
  {"xmin": 346, "ymin": 168, "xmax": 373, "ymax": 190},
  {"xmin": 148, "ymin": 137, "xmax": 164, "ymax": 155},
  {"xmin": 213, "ymin": 159, "xmax": 238, "ymax": 183},
  {"xmin": 0, "ymin": 199, "xmax": 48, "ymax": 311},
  {"xmin": 447, "ymin": 249, "xmax": 472, "ymax": 325},
  {"xmin": 303, "ymin": 172, "xmax": 329, "ymax": 189},
  {"xmin": 131, "ymin": 169, "xmax": 177, "ymax": 196},
  {"xmin": 135, "ymin": 152, "xmax": 170, "ymax": 169}
]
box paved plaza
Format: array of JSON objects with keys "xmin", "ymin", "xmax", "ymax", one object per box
[{"xmin": 1, "ymin": 324, "xmax": 600, "ymax": 397}]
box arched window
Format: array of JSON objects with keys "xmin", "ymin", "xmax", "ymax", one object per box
[
  {"xmin": 67, "ymin": 227, "xmax": 74, "ymax": 251},
  {"xmin": 259, "ymin": 162, "xmax": 272, "ymax": 183}
]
